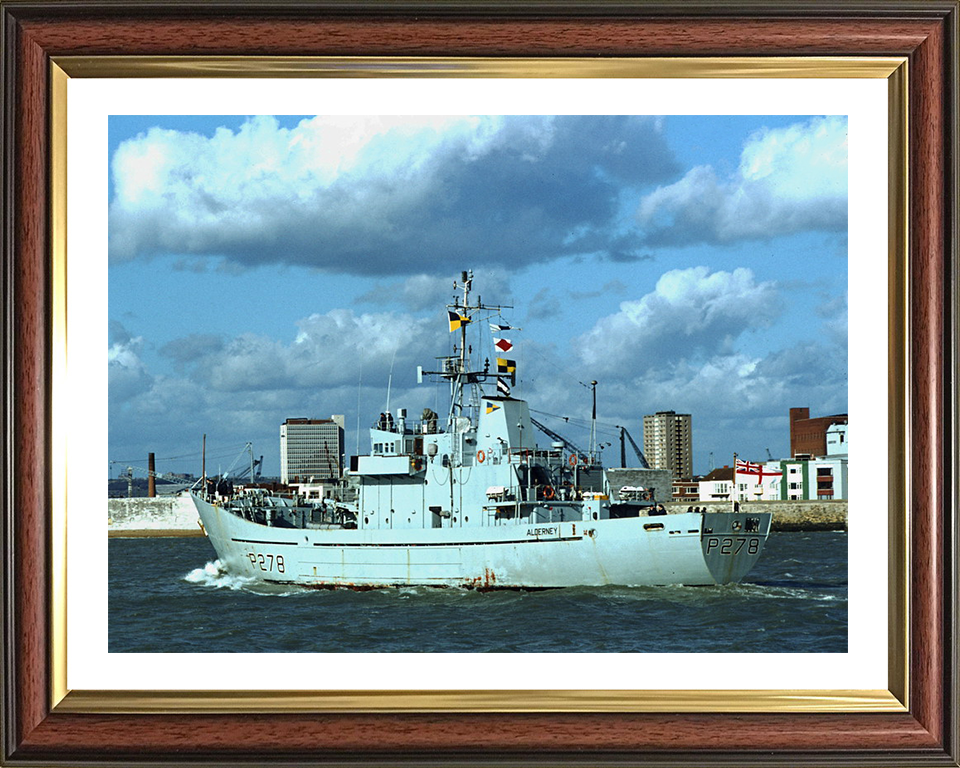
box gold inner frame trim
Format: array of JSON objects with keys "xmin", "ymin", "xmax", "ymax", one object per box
[
  {"xmin": 50, "ymin": 62, "xmax": 69, "ymax": 709},
  {"xmin": 56, "ymin": 688, "xmax": 904, "ymax": 714},
  {"xmin": 49, "ymin": 55, "xmax": 909, "ymax": 715},
  {"xmin": 54, "ymin": 55, "xmax": 904, "ymax": 79},
  {"xmin": 885, "ymin": 61, "xmax": 910, "ymax": 711}
]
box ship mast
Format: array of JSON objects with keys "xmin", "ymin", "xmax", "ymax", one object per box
[
  {"xmin": 452, "ymin": 270, "xmax": 472, "ymax": 426},
  {"xmin": 459, "ymin": 270, "xmax": 470, "ymax": 379},
  {"xmin": 417, "ymin": 270, "xmax": 513, "ymax": 434}
]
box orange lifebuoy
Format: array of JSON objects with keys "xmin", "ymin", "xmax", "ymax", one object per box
[
  {"xmin": 569, "ymin": 454, "xmax": 578, "ymax": 466},
  {"xmin": 477, "ymin": 450, "xmax": 486, "ymax": 464},
  {"xmin": 543, "ymin": 485, "xmax": 555, "ymax": 500}
]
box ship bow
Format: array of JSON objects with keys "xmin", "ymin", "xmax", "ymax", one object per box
[{"xmin": 700, "ymin": 511, "xmax": 773, "ymax": 585}]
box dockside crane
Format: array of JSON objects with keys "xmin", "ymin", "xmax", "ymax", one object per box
[{"xmin": 616, "ymin": 426, "xmax": 651, "ymax": 469}]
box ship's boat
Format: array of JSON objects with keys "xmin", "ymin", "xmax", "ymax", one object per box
[{"xmin": 191, "ymin": 272, "xmax": 771, "ymax": 588}]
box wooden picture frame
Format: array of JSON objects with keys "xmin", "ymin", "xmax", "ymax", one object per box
[{"xmin": 2, "ymin": 2, "xmax": 957, "ymax": 765}]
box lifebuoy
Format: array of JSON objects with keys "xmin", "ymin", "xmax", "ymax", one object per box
[
  {"xmin": 543, "ymin": 485, "xmax": 555, "ymax": 500},
  {"xmin": 477, "ymin": 450, "xmax": 486, "ymax": 464},
  {"xmin": 569, "ymin": 454, "xmax": 578, "ymax": 466}
]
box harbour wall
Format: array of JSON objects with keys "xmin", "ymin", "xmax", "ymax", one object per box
[
  {"xmin": 108, "ymin": 495, "xmax": 204, "ymax": 537},
  {"xmin": 664, "ymin": 500, "xmax": 847, "ymax": 531}
]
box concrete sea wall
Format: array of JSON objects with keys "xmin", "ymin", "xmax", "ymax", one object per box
[
  {"xmin": 664, "ymin": 500, "xmax": 847, "ymax": 531},
  {"xmin": 108, "ymin": 495, "xmax": 204, "ymax": 537}
]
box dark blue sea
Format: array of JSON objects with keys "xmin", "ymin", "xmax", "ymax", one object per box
[{"xmin": 108, "ymin": 531, "xmax": 846, "ymax": 653}]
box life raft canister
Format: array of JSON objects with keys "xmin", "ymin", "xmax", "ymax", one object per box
[{"xmin": 477, "ymin": 450, "xmax": 486, "ymax": 464}]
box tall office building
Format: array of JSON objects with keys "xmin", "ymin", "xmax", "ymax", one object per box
[
  {"xmin": 642, "ymin": 410, "xmax": 693, "ymax": 479},
  {"xmin": 280, "ymin": 416, "xmax": 345, "ymax": 484}
]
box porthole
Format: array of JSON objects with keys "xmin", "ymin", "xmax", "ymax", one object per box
[
  {"xmin": 465, "ymin": 516, "xmax": 469, "ymax": 523},
  {"xmin": 364, "ymin": 517, "xmax": 369, "ymax": 525},
  {"xmin": 593, "ymin": 512, "xmax": 598, "ymax": 520}
]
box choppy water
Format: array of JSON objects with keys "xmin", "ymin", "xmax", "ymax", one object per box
[{"xmin": 108, "ymin": 531, "xmax": 846, "ymax": 653}]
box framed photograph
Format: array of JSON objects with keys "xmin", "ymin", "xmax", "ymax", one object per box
[
  {"xmin": 2, "ymin": 2, "xmax": 957, "ymax": 765},
  {"xmin": 86, "ymin": 76, "xmax": 873, "ymax": 687}
]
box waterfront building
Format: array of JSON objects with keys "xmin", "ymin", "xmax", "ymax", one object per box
[
  {"xmin": 826, "ymin": 423, "xmax": 848, "ymax": 456},
  {"xmin": 779, "ymin": 456, "xmax": 848, "ymax": 500},
  {"xmin": 280, "ymin": 416, "xmax": 345, "ymax": 484},
  {"xmin": 707, "ymin": 456, "xmax": 848, "ymax": 502},
  {"xmin": 789, "ymin": 407, "xmax": 848, "ymax": 457},
  {"xmin": 782, "ymin": 413, "xmax": 849, "ymax": 499},
  {"xmin": 642, "ymin": 410, "xmax": 693, "ymax": 479},
  {"xmin": 698, "ymin": 466, "xmax": 734, "ymax": 502},
  {"xmin": 672, "ymin": 477, "xmax": 700, "ymax": 503},
  {"xmin": 734, "ymin": 459, "xmax": 783, "ymax": 501}
]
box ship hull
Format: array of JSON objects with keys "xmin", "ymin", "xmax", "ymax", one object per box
[{"xmin": 192, "ymin": 493, "xmax": 771, "ymax": 588}]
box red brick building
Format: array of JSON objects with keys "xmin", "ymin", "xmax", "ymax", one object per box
[
  {"xmin": 672, "ymin": 477, "xmax": 700, "ymax": 503},
  {"xmin": 789, "ymin": 407, "xmax": 848, "ymax": 458}
]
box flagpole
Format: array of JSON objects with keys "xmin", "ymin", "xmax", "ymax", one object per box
[{"xmin": 732, "ymin": 451, "xmax": 738, "ymax": 511}]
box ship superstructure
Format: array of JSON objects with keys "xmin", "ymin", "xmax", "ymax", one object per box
[{"xmin": 191, "ymin": 271, "xmax": 771, "ymax": 588}]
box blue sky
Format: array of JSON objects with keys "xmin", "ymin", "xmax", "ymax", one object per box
[{"xmin": 108, "ymin": 114, "xmax": 848, "ymax": 478}]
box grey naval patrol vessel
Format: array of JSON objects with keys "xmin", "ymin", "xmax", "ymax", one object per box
[{"xmin": 191, "ymin": 272, "xmax": 772, "ymax": 589}]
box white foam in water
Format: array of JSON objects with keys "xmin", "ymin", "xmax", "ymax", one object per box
[{"xmin": 183, "ymin": 560, "xmax": 257, "ymax": 591}]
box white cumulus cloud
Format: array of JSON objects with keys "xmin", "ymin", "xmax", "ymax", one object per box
[
  {"xmin": 109, "ymin": 115, "xmax": 678, "ymax": 272},
  {"xmin": 574, "ymin": 266, "xmax": 781, "ymax": 372},
  {"xmin": 636, "ymin": 115, "xmax": 847, "ymax": 245},
  {"xmin": 108, "ymin": 332, "xmax": 152, "ymax": 402},
  {"xmin": 154, "ymin": 307, "xmax": 446, "ymax": 394},
  {"xmin": 108, "ymin": 306, "xmax": 451, "ymax": 471}
]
